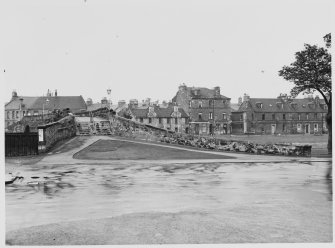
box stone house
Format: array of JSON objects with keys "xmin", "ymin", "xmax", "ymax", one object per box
[
  {"xmin": 172, "ymin": 84, "xmax": 232, "ymax": 135},
  {"xmin": 126, "ymin": 103, "xmax": 189, "ymax": 133},
  {"xmin": 5, "ymin": 90, "xmax": 87, "ymax": 128},
  {"xmin": 231, "ymin": 93, "xmax": 328, "ymax": 135}
]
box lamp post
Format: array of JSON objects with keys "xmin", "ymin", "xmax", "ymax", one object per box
[
  {"xmin": 107, "ymin": 88, "xmax": 111, "ymax": 120},
  {"xmin": 42, "ymin": 98, "xmax": 49, "ymax": 121}
]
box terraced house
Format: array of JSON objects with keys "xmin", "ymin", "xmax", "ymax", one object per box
[
  {"xmin": 172, "ymin": 84, "xmax": 232, "ymax": 135},
  {"xmin": 127, "ymin": 103, "xmax": 189, "ymax": 133},
  {"xmin": 231, "ymin": 93, "xmax": 328, "ymax": 135}
]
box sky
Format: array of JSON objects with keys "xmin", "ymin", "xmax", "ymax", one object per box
[{"xmin": 0, "ymin": 0, "xmax": 333, "ymax": 105}]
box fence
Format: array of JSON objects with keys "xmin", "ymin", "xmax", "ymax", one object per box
[{"xmin": 5, "ymin": 133, "xmax": 38, "ymax": 157}]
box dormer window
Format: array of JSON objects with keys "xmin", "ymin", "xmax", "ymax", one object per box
[
  {"xmin": 290, "ymin": 102, "xmax": 297, "ymax": 108},
  {"xmin": 276, "ymin": 102, "xmax": 283, "ymax": 109},
  {"xmin": 308, "ymin": 102, "xmax": 315, "ymax": 109},
  {"xmin": 256, "ymin": 102, "xmax": 263, "ymax": 108}
]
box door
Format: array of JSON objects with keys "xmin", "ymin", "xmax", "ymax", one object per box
[
  {"xmin": 195, "ymin": 124, "xmax": 199, "ymax": 135},
  {"xmin": 209, "ymin": 124, "xmax": 213, "ymax": 135},
  {"xmin": 305, "ymin": 124, "xmax": 310, "ymax": 134},
  {"xmin": 271, "ymin": 124, "xmax": 276, "ymax": 134}
]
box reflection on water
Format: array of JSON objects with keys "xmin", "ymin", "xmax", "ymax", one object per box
[{"xmin": 5, "ymin": 161, "xmax": 332, "ymax": 232}]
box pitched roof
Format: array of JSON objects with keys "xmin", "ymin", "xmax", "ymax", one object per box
[
  {"xmin": 237, "ymin": 97, "xmax": 327, "ymax": 113},
  {"xmin": 186, "ymin": 87, "xmax": 230, "ymax": 99},
  {"xmin": 172, "ymin": 86, "xmax": 231, "ymax": 102},
  {"xmin": 130, "ymin": 105, "xmax": 189, "ymax": 118},
  {"xmin": 5, "ymin": 96, "xmax": 39, "ymax": 110},
  {"xmin": 5, "ymin": 96, "xmax": 87, "ymax": 112}
]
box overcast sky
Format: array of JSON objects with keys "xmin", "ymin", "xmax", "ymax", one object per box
[{"xmin": 0, "ymin": 0, "xmax": 333, "ymax": 105}]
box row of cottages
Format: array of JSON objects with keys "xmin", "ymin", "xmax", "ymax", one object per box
[
  {"xmin": 5, "ymin": 90, "xmax": 87, "ymax": 128},
  {"xmin": 125, "ymin": 103, "xmax": 189, "ymax": 133},
  {"xmin": 172, "ymin": 84, "xmax": 232, "ymax": 135},
  {"xmin": 231, "ymin": 94, "xmax": 328, "ymax": 135}
]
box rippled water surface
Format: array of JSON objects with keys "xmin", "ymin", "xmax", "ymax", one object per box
[{"xmin": 5, "ymin": 161, "xmax": 332, "ymax": 232}]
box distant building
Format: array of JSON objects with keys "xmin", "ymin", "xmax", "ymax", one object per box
[
  {"xmin": 86, "ymin": 97, "xmax": 115, "ymax": 112},
  {"xmin": 172, "ymin": 84, "xmax": 232, "ymax": 135},
  {"xmin": 231, "ymin": 93, "xmax": 328, "ymax": 134},
  {"xmin": 5, "ymin": 90, "xmax": 87, "ymax": 128},
  {"xmin": 126, "ymin": 103, "xmax": 189, "ymax": 133}
]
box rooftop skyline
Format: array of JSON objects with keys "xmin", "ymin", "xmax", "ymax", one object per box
[{"xmin": 1, "ymin": 0, "xmax": 332, "ymax": 104}]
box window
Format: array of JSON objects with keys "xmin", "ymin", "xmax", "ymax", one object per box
[
  {"xmin": 252, "ymin": 113, "xmax": 254, "ymax": 121},
  {"xmin": 12, "ymin": 111, "xmax": 14, "ymax": 119},
  {"xmin": 222, "ymin": 100, "xmax": 226, "ymax": 105},
  {"xmin": 175, "ymin": 118, "xmax": 178, "ymax": 124},
  {"xmin": 298, "ymin": 114, "xmax": 301, "ymax": 120},
  {"xmin": 23, "ymin": 111, "xmax": 26, "ymax": 116},
  {"xmin": 272, "ymin": 114, "xmax": 275, "ymax": 120},
  {"xmin": 175, "ymin": 127, "xmax": 178, "ymax": 132},
  {"xmin": 34, "ymin": 111, "xmax": 38, "ymax": 116},
  {"xmin": 16, "ymin": 111, "xmax": 19, "ymax": 118},
  {"xmin": 314, "ymin": 113, "xmax": 317, "ymax": 119},
  {"xmin": 209, "ymin": 112, "xmax": 213, "ymax": 119},
  {"xmin": 283, "ymin": 124, "xmax": 286, "ymax": 132},
  {"xmin": 6, "ymin": 111, "xmax": 10, "ymax": 119},
  {"xmin": 297, "ymin": 123, "xmax": 302, "ymax": 131},
  {"xmin": 167, "ymin": 118, "xmax": 171, "ymax": 124},
  {"xmin": 262, "ymin": 114, "xmax": 265, "ymax": 120},
  {"xmin": 283, "ymin": 114, "xmax": 286, "ymax": 120},
  {"xmin": 306, "ymin": 113, "xmax": 309, "ymax": 120},
  {"xmin": 159, "ymin": 118, "xmax": 162, "ymax": 124},
  {"xmin": 198, "ymin": 101, "xmax": 202, "ymax": 108},
  {"xmin": 240, "ymin": 114, "xmax": 243, "ymax": 121},
  {"xmin": 140, "ymin": 117, "xmax": 143, "ymax": 122},
  {"xmin": 223, "ymin": 113, "xmax": 227, "ymax": 120},
  {"xmin": 189, "ymin": 101, "xmax": 192, "ymax": 108},
  {"xmin": 198, "ymin": 113, "xmax": 202, "ymax": 120},
  {"xmin": 149, "ymin": 118, "xmax": 152, "ymax": 124},
  {"xmin": 209, "ymin": 100, "xmax": 213, "ymax": 106}
]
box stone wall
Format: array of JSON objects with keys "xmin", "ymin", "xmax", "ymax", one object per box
[{"xmin": 38, "ymin": 116, "xmax": 76, "ymax": 152}]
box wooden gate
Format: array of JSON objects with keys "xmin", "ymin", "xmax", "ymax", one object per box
[{"xmin": 5, "ymin": 133, "xmax": 38, "ymax": 157}]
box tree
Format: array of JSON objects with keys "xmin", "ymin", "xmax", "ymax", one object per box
[{"xmin": 279, "ymin": 34, "xmax": 332, "ymax": 153}]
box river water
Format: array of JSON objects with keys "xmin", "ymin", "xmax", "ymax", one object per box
[{"xmin": 5, "ymin": 160, "xmax": 332, "ymax": 238}]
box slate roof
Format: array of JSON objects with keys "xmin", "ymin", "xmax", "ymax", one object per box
[
  {"xmin": 172, "ymin": 86, "xmax": 231, "ymax": 102},
  {"xmin": 5, "ymin": 97, "xmax": 39, "ymax": 110},
  {"xmin": 187, "ymin": 87, "xmax": 230, "ymax": 99},
  {"xmin": 5, "ymin": 96, "xmax": 87, "ymax": 112},
  {"xmin": 237, "ymin": 97, "xmax": 327, "ymax": 113},
  {"xmin": 130, "ymin": 105, "xmax": 189, "ymax": 118}
]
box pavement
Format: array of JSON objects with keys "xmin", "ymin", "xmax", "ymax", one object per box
[{"xmin": 5, "ymin": 135, "xmax": 333, "ymax": 245}]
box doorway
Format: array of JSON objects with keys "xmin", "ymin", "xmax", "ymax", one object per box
[
  {"xmin": 271, "ymin": 124, "xmax": 276, "ymax": 134},
  {"xmin": 195, "ymin": 124, "xmax": 199, "ymax": 135},
  {"xmin": 305, "ymin": 124, "xmax": 310, "ymax": 134}
]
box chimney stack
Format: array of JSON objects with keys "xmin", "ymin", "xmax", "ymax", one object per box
[
  {"xmin": 238, "ymin": 97, "xmax": 243, "ymax": 105},
  {"xmin": 243, "ymin": 93, "xmax": 250, "ymax": 102}
]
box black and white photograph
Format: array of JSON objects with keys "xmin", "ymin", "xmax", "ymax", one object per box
[{"xmin": 1, "ymin": 0, "xmax": 333, "ymax": 246}]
